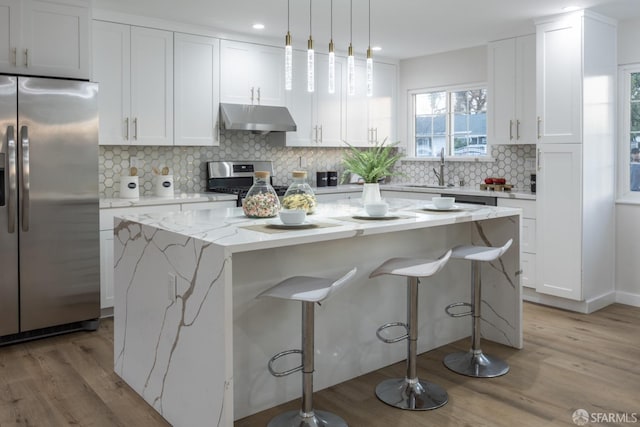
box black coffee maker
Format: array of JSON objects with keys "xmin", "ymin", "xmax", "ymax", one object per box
[{"xmin": 530, "ymin": 174, "xmax": 536, "ymax": 193}]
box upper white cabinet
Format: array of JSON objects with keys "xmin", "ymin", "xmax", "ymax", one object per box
[
  {"xmin": 174, "ymin": 33, "xmax": 220, "ymax": 146},
  {"xmin": 345, "ymin": 60, "xmax": 396, "ymax": 146},
  {"xmin": 220, "ymin": 40, "xmax": 285, "ymax": 106},
  {"xmin": 0, "ymin": 0, "xmax": 89, "ymax": 79},
  {"xmin": 534, "ymin": 11, "xmax": 616, "ymax": 308},
  {"xmin": 488, "ymin": 34, "xmax": 536, "ymax": 145},
  {"xmin": 285, "ymin": 51, "xmax": 345, "ymax": 147},
  {"xmin": 93, "ymin": 21, "xmax": 173, "ymax": 146}
]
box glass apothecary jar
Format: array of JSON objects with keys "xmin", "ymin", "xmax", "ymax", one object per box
[
  {"xmin": 282, "ymin": 171, "xmax": 317, "ymax": 214},
  {"xmin": 242, "ymin": 171, "xmax": 281, "ymax": 218}
]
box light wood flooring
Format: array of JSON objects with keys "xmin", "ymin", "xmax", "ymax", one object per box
[{"xmin": 0, "ymin": 302, "xmax": 638, "ymax": 426}]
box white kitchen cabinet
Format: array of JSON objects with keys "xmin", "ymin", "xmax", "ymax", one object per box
[
  {"xmin": 286, "ymin": 51, "xmax": 345, "ymax": 147},
  {"xmin": 220, "ymin": 40, "xmax": 285, "ymax": 106},
  {"xmin": 93, "ymin": 22, "xmax": 173, "ymax": 146},
  {"xmin": 533, "ymin": 11, "xmax": 616, "ymax": 310},
  {"xmin": 498, "ymin": 198, "xmax": 536, "ymax": 289},
  {"xmin": 0, "ymin": 0, "xmax": 89, "ymax": 79},
  {"xmin": 174, "ymin": 33, "xmax": 220, "ymax": 146},
  {"xmin": 488, "ymin": 34, "xmax": 536, "ymax": 145},
  {"xmin": 99, "ymin": 229, "xmax": 114, "ymax": 310},
  {"xmin": 345, "ymin": 60, "xmax": 396, "ymax": 146}
]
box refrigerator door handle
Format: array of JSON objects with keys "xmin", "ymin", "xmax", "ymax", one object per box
[
  {"xmin": 7, "ymin": 125, "xmax": 16, "ymax": 233},
  {"xmin": 20, "ymin": 125, "xmax": 30, "ymax": 232}
]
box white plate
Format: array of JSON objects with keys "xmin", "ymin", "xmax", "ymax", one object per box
[
  {"xmin": 422, "ymin": 204, "xmax": 462, "ymax": 212},
  {"xmin": 266, "ymin": 220, "xmax": 316, "ymax": 229},
  {"xmin": 352, "ymin": 214, "xmax": 401, "ymax": 221}
]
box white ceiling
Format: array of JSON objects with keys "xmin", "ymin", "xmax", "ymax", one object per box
[{"xmin": 94, "ymin": 0, "xmax": 640, "ymax": 60}]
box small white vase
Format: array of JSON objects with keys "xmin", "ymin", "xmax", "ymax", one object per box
[{"xmin": 362, "ymin": 183, "xmax": 382, "ymax": 204}]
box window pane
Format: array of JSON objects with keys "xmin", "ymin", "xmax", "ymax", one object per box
[
  {"xmin": 630, "ymin": 72, "xmax": 640, "ymax": 192},
  {"xmin": 415, "ymin": 92, "xmax": 447, "ymax": 157},
  {"xmin": 631, "ymin": 72, "xmax": 640, "ymax": 101},
  {"xmin": 450, "ymin": 89, "xmax": 487, "ymax": 157}
]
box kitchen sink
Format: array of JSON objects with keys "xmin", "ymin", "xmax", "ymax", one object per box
[{"xmin": 405, "ymin": 184, "xmax": 450, "ymax": 189}]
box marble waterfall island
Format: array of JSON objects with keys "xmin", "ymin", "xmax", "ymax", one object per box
[{"xmin": 113, "ymin": 199, "xmax": 523, "ymax": 426}]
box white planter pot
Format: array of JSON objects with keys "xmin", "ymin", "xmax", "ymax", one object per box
[{"xmin": 361, "ymin": 183, "xmax": 382, "ymax": 204}]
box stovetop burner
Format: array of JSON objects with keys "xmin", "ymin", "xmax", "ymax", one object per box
[{"xmin": 206, "ymin": 161, "xmax": 288, "ymax": 206}]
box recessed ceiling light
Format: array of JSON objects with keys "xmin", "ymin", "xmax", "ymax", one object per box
[
  {"xmin": 372, "ymin": 46, "xmax": 382, "ymax": 52},
  {"xmin": 252, "ymin": 23, "xmax": 265, "ymax": 30},
  {"xmin": 562, "ymin": 5, "xmax": 581, "ymax": 12}
]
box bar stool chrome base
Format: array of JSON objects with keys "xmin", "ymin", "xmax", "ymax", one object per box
[
  {"xmin": 375, "ymin": 377, "xmax": 448, "ymax": 410},
  {"xmin": 267, "ymin": 409, "xmax": 348, "ymax": 427},
  {"xmin": 443, "ymin": 350, "xmax": 509, "ymax": 378}
]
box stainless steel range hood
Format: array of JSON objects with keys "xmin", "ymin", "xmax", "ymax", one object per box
[{"xmin": 220, "ymin": 103, "xmax": 297, "ymax": 134}]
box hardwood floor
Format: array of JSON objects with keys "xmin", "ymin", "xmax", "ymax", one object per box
[{"xmin": 0, "ymin": 302, "xmax": 638, "ymax": 426}]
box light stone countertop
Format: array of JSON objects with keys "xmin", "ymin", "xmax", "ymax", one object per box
[{"xmin": 99, "ymin": 192, "xmax": 237, "ymax": 209}]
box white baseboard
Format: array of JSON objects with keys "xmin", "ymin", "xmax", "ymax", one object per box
[
  {"xmin": 615, "ymin": 291, "xmax": 640, "ymax": 307},
  {"xmin": 522, "ymin": 288, "xmax": 616, "ymax": 313}
]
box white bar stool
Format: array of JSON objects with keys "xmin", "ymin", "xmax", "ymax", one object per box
[
  {"xmin": 257, "ymin": 267, "xmax": 358, "ymax": 427},
  {"xmin": 443, "ymin": 239, "xmax": 513, "ymax": 378},
  {"xmin": 369, "ymin": 249, "xmax": 452, "ymax": 411}
]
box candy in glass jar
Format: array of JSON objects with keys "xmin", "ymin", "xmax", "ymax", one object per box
[
  {"xmin": 282, "ymin": 170, "xmax": 317, "ymax": 214},
  {"xmin": 242, "ymin": 171, "xmax": 281, "ymax": 218}
]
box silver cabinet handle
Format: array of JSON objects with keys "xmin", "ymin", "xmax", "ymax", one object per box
[
  {"xmin": 516, "ymin": 120, "xmax": 520, "ymax": 140},
  {"xmin": 374, "ymin": 128, "xmax": 378, "ymax": 142},
  {"xmin": 214, "ymin": 119, "xmax": 219, "ymax": 142},
  {"xmin": 257, "ymin": 87, "xmax": 261, "ymax": 105},
  {"xmin": 319, "ymin": 125, "xmax": 323, "ymax": 143},
  {"xmin": 313, "ymin": 126, "xmax": 318, "ymax": 143},
  {"xmin": 7, "ymin": 126, "xmax": 16, "ymax": 233},
  {"xmin": 537, "ymin": 116, "xmax": 541, "ymax": 139},
  {"xmin": 20, "ymin": 126, "xmax": 30, "ymax": 232},
  {"xmin": 124, "ymin": 117, "xmax": 129, "ymax": 140},
  {"xmin": 509, "ymin": 120, "xmax": 513, "ymax": 140},
  {"xmin": 24, "ymin": 49, "xmax": 28, "ymax": 68},
  {"xmin": 250, "ymin": 87, "xmax": 254, "ymax": 104},
  {"xmin": 11, "ymin": 48, "xmax": 16, "ymax": 66},
  {"xmin": 537, "ymin": 148, "xmax": 541, "ymax": 171},
  {"xmin": 133, "ymin": 118, "xmax": 138, "ymax": 140}
]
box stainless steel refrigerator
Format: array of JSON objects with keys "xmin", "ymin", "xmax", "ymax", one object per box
[{"xmin": 0, "ymin": 76, "xmax": 100, "ymax": 343}]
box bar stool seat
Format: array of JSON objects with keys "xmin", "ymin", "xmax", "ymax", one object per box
[
  {"xmin": 369, "ymin": 249, "xmax": 452, "ymax": 411},
  {"xmin": 258, "ymin": 268, "xmax": 357, "ymax": 427},
  {"xmin": 443, "ymin": 239, "xmax": 513, "ymax": 378}
]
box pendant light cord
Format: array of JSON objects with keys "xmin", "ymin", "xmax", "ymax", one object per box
[
  {"xmin": 310, "ymin": 0, "xmax": 312, "ymax": 37},
  {"xmin": 350, "ymin": 0, "xmax": 353, "ymax": 44},
  {"xmin": 287, "ymin": 0, "xmax": 290, "ymax": 32},
  {"xmin": 330, "ymin": 0, "xmax": 333, "ymax": 39},
  {"xmin": 368, "ymin": 0, "xmax": 371, "ymax": 46}
]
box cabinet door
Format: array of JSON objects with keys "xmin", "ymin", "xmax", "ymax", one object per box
[
  {"xmin": 0, "ymin": 0, "xmax": 20, "ymax": 72},
  {"xmin": 285, "ymin": 49, "xmax": 314, "ymax": 146},
  {"xmin": 536, "ymin": 144, "xmax": 582, "ymax": 300},
  {"xmin": 93, "ymin": 21, "xmax": 131, "ymax": 146},
  {"xmin": 220, "ymin": 40, "xmax": 253, "ymax": 104},
  {"xmin": 515, "ymin": 34, "xmax": 537, "ymax": 144},
  {"xmin": 22, "ymin": 0, "xmax": 90, "ymax": 79},
  {"xmin": 130, "ymin": 26, "xmax": 173, "ymax": 145},
  {"xmin": 487, "ymin": 38, "xmax": 516, "ymax": 145},
  {"xmin": 315, "ymin": 55, "xmax": 345, "ymax": 147},
  {"xmin": 536, "ymin": 15, "xmax": 582, "ymax": 143},
  {"xmin": 369, "ymin": 62, "xmax": 396, "ymax": 143},
  {"xmin": 99, "ymin": 229, "xmax": 114, "ymax": 309},
  {"xmin": 345, "ymin": 60, "xmax": 369, "ymax": 146},
  {"xmin": 174, "ymin": 33, "xmax": 220, "ymax": 146},
  {"xmin": 252, "ymin": 43, "xmax": 285, "ymax": 106}
]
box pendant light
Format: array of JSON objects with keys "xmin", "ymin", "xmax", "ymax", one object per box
[
  {"xmin": 366, "ymin": 0, "xmax": 373, "ymax": 97},
  {"xmin": 285, "ymin": 0, "xmax": 292, "ymax": 91},
  {"xmin": 347, "ymin": 0, "xmax": 355, "ymax": 96},
  {"xmin": 307, "ymin": 0, "xmax": 314, "ymax": 92},
  {"xmin": 328, "ymin": 0, "xmax": 335, "ymax": 94}
]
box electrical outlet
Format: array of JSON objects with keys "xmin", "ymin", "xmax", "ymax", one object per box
[
  {"xmin": 168, "ymin": 273, "xmax": 177, "ymax": 303},
  {"xmin": 524, "ymin": 157, "xmax": 536, "ymax": 172},
  {"xmin": 130, "ymin": 156, "xmax": 138, "ymax": 168}
]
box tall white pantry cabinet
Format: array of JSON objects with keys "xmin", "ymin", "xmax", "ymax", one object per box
[{"xmin": 534, "ymin": 10, "xmax": 616, "ymax": 310}]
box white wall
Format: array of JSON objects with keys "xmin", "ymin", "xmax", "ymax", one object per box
[
  {"xmin": 397, "ymin": 45, "xmax": 487, "ymax": 148},
  {"xmin": 616, "ymin": 18, "xmax": 640, "ymax": 306}
]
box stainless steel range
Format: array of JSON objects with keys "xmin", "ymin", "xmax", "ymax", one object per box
[{"xmin": 207, "ymin": 160, "xmax": 288, "ymax": 207}]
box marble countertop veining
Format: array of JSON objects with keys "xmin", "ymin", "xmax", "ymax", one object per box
[{"xmin": 115, "ymin": 198, "xmax": 522, "ymax": 253}]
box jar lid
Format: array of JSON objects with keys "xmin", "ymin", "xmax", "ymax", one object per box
[
  {"xmin": 292, "ymin": 170, "xmax": 307, "ymax": 178},
  {"xmin": 254, "ymin": 171, "xmax": 270, "ymax": 178}
]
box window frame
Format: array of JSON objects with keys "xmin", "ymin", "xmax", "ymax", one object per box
[
  {"xmin": 406, "ymin": 82, "xmax": 492, "ymax": 161},
  {"xmin": 617, "ymin": 64, "xmax": 640, "ymax": 203}
]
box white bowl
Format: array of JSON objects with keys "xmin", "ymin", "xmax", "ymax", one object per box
[
  {"xmin": 432, "ymin": 196, "xmax": 455, "ymax": 209},
  {"xmin": 279, "ymin": 209, "xmax": 306, "ymax": 225},
  {"xmin": 365, "ymin": 201, "xmax": 389, "ymax": 217}
]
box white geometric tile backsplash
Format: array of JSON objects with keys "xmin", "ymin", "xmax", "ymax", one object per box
[{"xmin": 99, "ymin": 131, "xmax": 536, "ymax": 197}]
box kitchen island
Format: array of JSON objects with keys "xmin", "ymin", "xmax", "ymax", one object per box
[{"xmin": 113, "ymin": 198, "xmax": 522, "ymax": 426}]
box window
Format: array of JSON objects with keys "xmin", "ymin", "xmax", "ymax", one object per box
[
  {"xmin": 410, "ymin": 86, "xmax": 487, "ymax": 158},
  {"xmin": 620, "ymin": 65, "xmax": 640, "ymax": 198}
]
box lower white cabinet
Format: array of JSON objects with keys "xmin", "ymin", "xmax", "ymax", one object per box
[{"xmin": 497, "ymin": 198, "xmax": 536, "ymax": 290}]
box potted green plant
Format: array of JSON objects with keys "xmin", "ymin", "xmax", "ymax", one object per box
[{"xmin": 341, "ymin": 139, "xmax": 404, "ymax": 203}]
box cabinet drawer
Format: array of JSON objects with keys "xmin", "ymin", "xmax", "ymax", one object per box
[
  {"xmin": 99, "ymin": 204, "xmax": 180, "ymax": 230},
  {"xmin": 497, "ymin": 198, "xmax": 536, "ymax": 218},
  {"xmin": 521, "ymin": 252, "xmax": 536, "ymax": 289}
]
